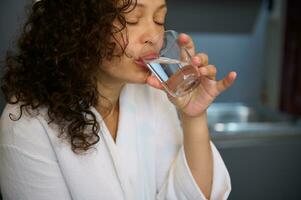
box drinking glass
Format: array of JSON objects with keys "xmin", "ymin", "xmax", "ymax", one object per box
[{"xmin": 140, "ymin": 30, "xmax": 201, "ymax": 97}]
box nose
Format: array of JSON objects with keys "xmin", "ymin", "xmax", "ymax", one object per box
[
  {"xmin": 139, "ymin": 24, "xmax": 163, "ymax": 45},
  {"xmin": 140, "ymin": 33, "xmax": 157, "ymax": 45}
]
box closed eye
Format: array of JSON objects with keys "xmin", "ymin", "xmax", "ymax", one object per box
[
  {"xmin": 126, "ymin": 21, "xmax": 139, "ymax": 25},
  {"xmin": 155, "ymin": 21, "xmax": 165, "ymax": 26}
]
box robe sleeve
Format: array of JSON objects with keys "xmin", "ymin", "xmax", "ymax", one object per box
[
  {"xmin": 153, "ymin": 91, "xmax": 231, "ymax": 200},
  {"xmin": 156, "ymin": 143, "xmax": 231, "ymax": 200},
  {"xmin": 0, "ymin": 105, "xmax": 72, "ymax": 200}
]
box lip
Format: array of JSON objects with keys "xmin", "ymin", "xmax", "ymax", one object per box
[
  {"xmin": 136, "ymin": 52, "xmax": 158, "ymax": 63},
  {"xmin": 135, "ymin": 59, "xmax": 147, "ymax": 66},
  {"xmin": 134, "ymin": 52, "xmax": 159, "ymax": 71},
  {"xmin": 134, "ymin": 59, "xmax": 150, "ymax": 71},
  {"xmin": 141, "ymin": 52, "xmax": 159, "ymax": 60}
]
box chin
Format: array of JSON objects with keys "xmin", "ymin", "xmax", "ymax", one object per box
[
  {"xmin": 126, "ymin": 70, "xmax": 150, "ymax": 84},
  {"xmin": 118, "ymin": 61, "xmax": 151, "ymax": 84}
]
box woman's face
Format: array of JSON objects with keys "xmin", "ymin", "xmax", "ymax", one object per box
[{"xmin": 100, "ymin": 0, "xmax": 167, "ymax": 85}]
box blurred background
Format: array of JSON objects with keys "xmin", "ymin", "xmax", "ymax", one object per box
[{"xmin": 1, "ymin": 0, "xmax": 301, "ymax": 199}]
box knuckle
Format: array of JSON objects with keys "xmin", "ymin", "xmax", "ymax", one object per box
[
  {"xmin": 197, "ymin": 53, "xmax": 209, "ymax": 64},
  {"xmin": 200, "ymin": 53, "xmax": 208, "ymax": 59},
  {"xmin": 211, "ymin": 66, "xmax": 217, "ymax": 73},
  {"xmin": 208, "ymin": 65, "xmax": 216, "ymax": 72}
]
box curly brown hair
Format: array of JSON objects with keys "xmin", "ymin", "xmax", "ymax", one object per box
[{"xmin": 1, "ymin": 0, "xmax": 136, "ymax": 153}]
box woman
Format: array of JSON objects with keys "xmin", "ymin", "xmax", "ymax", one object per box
[{"xmin": 0, "ymin": 0, "xmax": 236, "ymax": 199}]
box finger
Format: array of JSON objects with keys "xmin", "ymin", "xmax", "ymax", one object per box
[
  {"xmin": 199, "ymin": 65, "xmax": 217, "ymax": 80},
  {"xmin": 195, "ymin": 53, "xmax": 209, "ymax": 66},
  {"xmin": 146, "ymin": 75, "xmax": 164, "ymax": 90},
  {"xmin": 178, "ymin": 33, "xmax": 195, "ymax": 56},
  {"xmin": 190, "ymin": 56, "xmax": 201, "ymax": 66},
  {"xmin": 216, "ymin": 71, "xmax": 237, "ymax": 93}
]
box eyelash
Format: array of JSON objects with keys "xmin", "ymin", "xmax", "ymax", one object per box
[
  {"xmin": 126, "ymin": 21, "xmax": 165, "ymax": 26},
  {"xmin": 126, "ymin": 21, "xmax": 138, "ymax": 25},
  {"xmin": 155, "ymin": 22, "xmax": 165, "ymax": 26}
]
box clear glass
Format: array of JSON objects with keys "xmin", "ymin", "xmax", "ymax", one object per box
[{"xmin": 140, "ymin": 30, "xmax": 201, "ymax": 97}]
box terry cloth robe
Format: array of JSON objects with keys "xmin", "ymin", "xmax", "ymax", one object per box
[{"xmin": 0, "ymin": 84, "xmax": 231, "ymax": 200}]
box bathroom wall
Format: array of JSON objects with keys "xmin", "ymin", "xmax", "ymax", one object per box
[
  {"xmin": 0, "ymin": 0, "xmax": 28, "ymax": 113},
  {"xmin": 166, "ymin": 0, "xmax": 269, "ymax": 104}
]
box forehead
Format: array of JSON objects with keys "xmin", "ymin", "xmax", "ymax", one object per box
[{"xmin": 134, "ymin": 0, "xmax": 166, "ymax": 9}]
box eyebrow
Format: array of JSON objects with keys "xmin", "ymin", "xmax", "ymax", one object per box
[{"xmin": 135, "ymin": 3, "xmax": 167, "ymax": 11}]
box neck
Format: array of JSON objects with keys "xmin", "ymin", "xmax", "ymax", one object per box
[{"xmin": 96, "ymin": 71, "xmax": 125, "ymax": 116}]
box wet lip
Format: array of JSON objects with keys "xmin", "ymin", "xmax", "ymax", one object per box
[
  {"xmin": 134, "ymin": 52, "xmax": 158, "ymax": 70},
  {"xmin": 141, "ymin": 52, "xmax": 159, "ymax": 60},
  {"xmin": 135, "ymin": 53, "xmax": 158, "ymax": 64},
  {"xmin": 135, "ymin": 59, "xmax": 147, "ymax": 66},
  {"xmin": 134, "ymin": 59, "xmax": 149, "ymax": 71}
]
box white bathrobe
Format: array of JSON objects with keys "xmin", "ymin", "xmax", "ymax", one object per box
[{"xmin": 0, "ymin": 84, "xmax": 231, "ymax": 200}]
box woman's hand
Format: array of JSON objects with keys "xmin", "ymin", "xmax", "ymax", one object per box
[{"xmin": 146, "ymin": 33, "xmax": 237, "ymax": 117}]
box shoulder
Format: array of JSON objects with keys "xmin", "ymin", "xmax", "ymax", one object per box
[
  {"xmin": 1, "ymin": 104, "xmax": 42, "ymax": 143},
  {"xmin": 0, "ymin": 103, "xmax": 47, "ymax": 136},
  {"xmin": 0, "ymin": 103, "xmax": 55, "ymax": 159}
]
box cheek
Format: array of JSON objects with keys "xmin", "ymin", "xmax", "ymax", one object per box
[
  {"xmin": 109, "ymin": 28, "xmax": 129, "ymax": 57},
  {"xmin": 101, "ymin": 55, "xmax": 131, "ymax": 74},
  {"xmin": 124, "ymin": 44, "xmax": 137, "ymax": 59},
  {"xmin": 122, "ymin": 28, "xmax": 144, "ymax": 58},
  {"xmin": 100, "ymin": 56, "xmax": 150, "ymax": 84},
  {"xmin": 124, "ymin": 37, "xmax": 142, "ymax": 59},
  {"xmin": 111, "ymin": 34, "xmax": 140, "ymax": 60}
]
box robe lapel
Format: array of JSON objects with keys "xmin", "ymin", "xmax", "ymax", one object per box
[
  {"xmin": 41, "ymin": 84, "xmax": 140, "ymax": 200},
  {"xmin": 91, "ymin": 84, "xmax": 139, "ymax": 200},
  {"xmin": 41, "ymin": 116, "xmax": 124, "ymax": 200}
]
